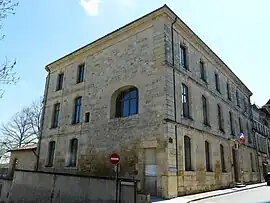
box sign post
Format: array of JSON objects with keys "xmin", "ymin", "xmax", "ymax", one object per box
[{"xmin": 110, "ymin": 153, "xmax": 120, "ymax": 203}]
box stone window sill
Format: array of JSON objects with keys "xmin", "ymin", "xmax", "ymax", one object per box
[
  {"xmin": 65, "ymin": 166, "xmax": 77, "ymax": 169},
  {"xmin": 71, "ymin": 122, "xmax": 81, "ymax": 126}
]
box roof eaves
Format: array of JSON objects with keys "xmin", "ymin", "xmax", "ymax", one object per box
[
  {"xmin": 45, "ymin": 4, "xmax": 168, "ymax": 71},
  {"xmin": 162, "ymin": 5, "xmax": 253, "ymax": 96}
]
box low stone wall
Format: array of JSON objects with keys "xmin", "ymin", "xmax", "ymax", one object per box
[
  {"xmin": 5, "ymin": 169, "xmax": 145, "ymax": 203},
  {"xmin": 0, "ymin": 177, "xmax": 12, "ymax": 203}
]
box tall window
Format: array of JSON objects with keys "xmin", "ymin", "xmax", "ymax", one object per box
[
  {"xmin": 51, "ymin": 103, "xmax": 60, "ymax": 128},
  {"xmin": 200, "ymin": 61, "xmax": 206, "ymax": 82},
  {"xmin": 247, "ymin": 122, "xmax": 252, "ymax": 144},
  {"xmin": 217, "ymin": 104, "xmax": 224, "ymax": 131},
  {"xmin": 205, "ymin": 141, "xmax": 211, "ymax": 172},
  {"xmin": 77, "ymin": 63, "xmax": 85, "ymax": 83},
  {"xmin": 56, "ymin": 73, "xmax": 64, "ymax": 91},
  {"xmin": 202, "ymin": 95, "xmax": 209, "ymax": 125},
  {"xmin": 73, "ymin": 97, "xmax": 82, "ymax": 124},
  {"xmin": 227, "ymin": 82, "xmax": 231, "ymax": 101},
  {"xmin": 180, "ymin": 45, "xmax": 187, "ymax": 69},
  {"xmin": 250, "ymin": 153, "xmax": 255, "ymax": 172},
  {"xmin": 239, "ymin": 117, "xmax": 243, "ymax": 133},
  {"xmin": 229, "ymin": 111, "xmax": 235, "ymax": 135},
  {"xmin": 69, "ymin": 138, "xmax": 78, "ymax": 167},
  {"xmin": 184, "ymin": 136, "xmax": 192, "ymax": 171},
  {"xmin": 116, "ymin": 87, "xmax": 138, "ymax": 117},
  {"xmin": 47, "ymin": 141, "xmax": 55, "ymax": 167},
  {"xmin": 220, "ymin": 144, "xmax": 226, "ymax": 172},
  {"xmin": 215, "ymin": 73, "xmax": 220, "ymax": 92},
  {"xmin": 244, "ymin": 100, "xmax": 247, "ymax": 112},
  {"xmin": 182, "ymin": 84, "xmax": 190, "ymax": 118},
  {"xmin": 236, "ymin": 90, "xmax": 240, "ymax": 106}
]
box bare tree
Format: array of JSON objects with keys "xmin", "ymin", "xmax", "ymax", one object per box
[
  {"xmin": 24, "ymin": 97, "xmax": 43, "ymax": 138},
  {"xmin": 1, "ymin": 110, "xmax": 37, "ymax": 150},
  {"xmin": 0, "ymin": 0, "xmax": 19, "ymax": 97},
  {"xmin": 0, "ymin": 97, "xmax": 42, "ymax": 155}
]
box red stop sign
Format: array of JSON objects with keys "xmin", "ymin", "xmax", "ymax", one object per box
[{"xmin": 110, "ymin": 153, "xmax": 120, "ymax": 165}]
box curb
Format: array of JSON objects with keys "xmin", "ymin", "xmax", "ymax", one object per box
[{"xmin": 187, "ymin": 183, "xmax": 266, "ymax": 202}]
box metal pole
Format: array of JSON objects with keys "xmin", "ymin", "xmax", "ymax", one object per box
[{"xmin": 115, "ymin": 164, "xmax": 119, "ymax": 203}]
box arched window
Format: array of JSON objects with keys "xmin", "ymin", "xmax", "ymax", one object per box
[
  {"xmin": 116, "ymin": 87, "xmax": 138, "ymax": 117},
  {"xmin": 184, "ymin": 136, "xmax": 192, "ymax": 171},
  {"xmin": 69, "ymin": 138, "xmax": 78, "ymax": 167}
]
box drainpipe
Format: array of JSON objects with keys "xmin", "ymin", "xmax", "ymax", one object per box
[
  {"xmin": 35, "ymin": 69, "xmax": 51, "ymax": 171},
  {"xmin": 171, "ymin": 16, "xmax": 178, "ymax": 193}
]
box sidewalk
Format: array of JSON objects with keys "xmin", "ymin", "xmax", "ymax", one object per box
[{"xmin": 151, "ymin": 182, "xmax": 266, "ymax": 203}]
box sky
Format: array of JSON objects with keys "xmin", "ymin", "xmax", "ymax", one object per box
[{"xmin": 0, "ymin": 0, "xmax": 269, "ymax": 124}]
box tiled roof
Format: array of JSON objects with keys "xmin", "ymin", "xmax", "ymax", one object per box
[{"xmin": 9, "ymin": 144, "xmax": 37, "ymax": 152}]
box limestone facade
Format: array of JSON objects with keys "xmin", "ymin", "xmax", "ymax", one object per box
[
  {"xmin": 251, "ymin": 103, "xmax": 270, "ymax": 181},
  {"xmin": 38, "ymin": 5, "xmax": 260, "ymax": 198}
]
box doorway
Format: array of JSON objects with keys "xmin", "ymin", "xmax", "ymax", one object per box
[
  {"xmin": 144, "ymin": 148, "xmax": 157, "ymax": 196},
  {"xmin": 262, "ymin": 163, "xmax": 268, "ymax": 178},
  {"xmin": 232, "ymin": 148, "xmax": 240, "ymax": 182}
]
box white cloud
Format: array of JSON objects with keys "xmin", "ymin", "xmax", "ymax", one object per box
[{"xmin": 80, "ymin": 0, "xmax": 101, "ymax": 16}]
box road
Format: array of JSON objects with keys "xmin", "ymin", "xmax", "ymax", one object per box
[{"xmin": 194, "ymin": 186, "xmax": 270, "ymax": 203}]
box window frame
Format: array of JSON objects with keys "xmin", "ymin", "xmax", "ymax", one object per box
[
  {"xmin": 205, "ymin": 141, "xmax": 212, "ymax": 172},
  {"xmin": 215, "ymin": 73, "xmax": 220, "ymax": 93},
  {"xmin": 115, "ymin": 87, "xmax": 139, "ymax": 118},
  {"xmin": 220, "ymin": 144, "xmax": 226, "ymax": 172},
  {"xmin": 247, "ymin": 122, "xmax": 252, "ymax": 144},
  {"xmin": 51, "ymin": 103, "xmax": 60, "ymax": 128},
  {"xmin": 202, "ymin": 95, "xmax": 209, "ymax": 126},
  {"xmin": 239, "ymin": 117, "xmax": 243, "ymax": 133},
  {"xmin": 217, "ymin": 104, "xmax": 224, "ymax": 132},
  {"xmin": 72, "ymin": 97, "xmax": 82, "ymax": 124},
  {"xmin": 181, "ymin": 84, "xmax": 190, "ymax": 118},
  {"xmin": 184, "ymin": 135, "xmax": 192, "ymax": 171},
  {"xmin": 76, "ymin": 63, "xmax": 85, "ymax": 84},
  {"xmin": 236, "ymin": 90, "xmax": 240, "ymax": 107},
  {"xmin": 69, "ymin": 138, "xmax": 78, "ymax": 167},
  {"xmin": 250, "ymin": 153, "xmax": 255, "ymax": 172},
  {"xmin": 227, "ymin": 82, "xmax": 231, "ymax": 101},
  {"xmin": 46, "ymin": 141, "xmax": 55, "ymax": 167},
  {"xmin": 229, "ymin": 111, "xmax": 235, "ymax": 135},
  {"xmin": 200, "ymin": 60, "xmax": 206, "ymax": 82},
  {"xmin": 56, "ymin": 73, "xmax": 64, "ymax": 91},
  {"xmin": 180, "ymin": 45, "xmax": 187, "ymax": 69}
]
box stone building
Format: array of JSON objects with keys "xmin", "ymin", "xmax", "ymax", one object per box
[
  {"xmin": 37, "ymin": 5, "xmax": 260, "ymax": 199},
  {"xmin": 252, "ymin": 101, "xmax": 270, "ymax": 181},
  {"xmin": 0, "ymin": 145, "xmax": 38, "ymax": 202},
  {"xmin": 7, "ymin": 145, "xmax": 37, "ymax": 175}
]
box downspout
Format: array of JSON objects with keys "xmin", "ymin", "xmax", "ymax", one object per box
[
  {"xmin": 171, "ymin": 16, "xmax": 178, "ymax": 193},
  {"xmin": 35, "ymin": 69, "xmax": 51, "ymax": 171}
]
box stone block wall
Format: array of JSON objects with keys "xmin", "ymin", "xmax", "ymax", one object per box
[
  {"xmin": 39, "ymin": 14, "xmax": 170, "ymax": 196},
  {"xmin": 6, "ymin": 170, "xmax": 141, "ymax": 203}
]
